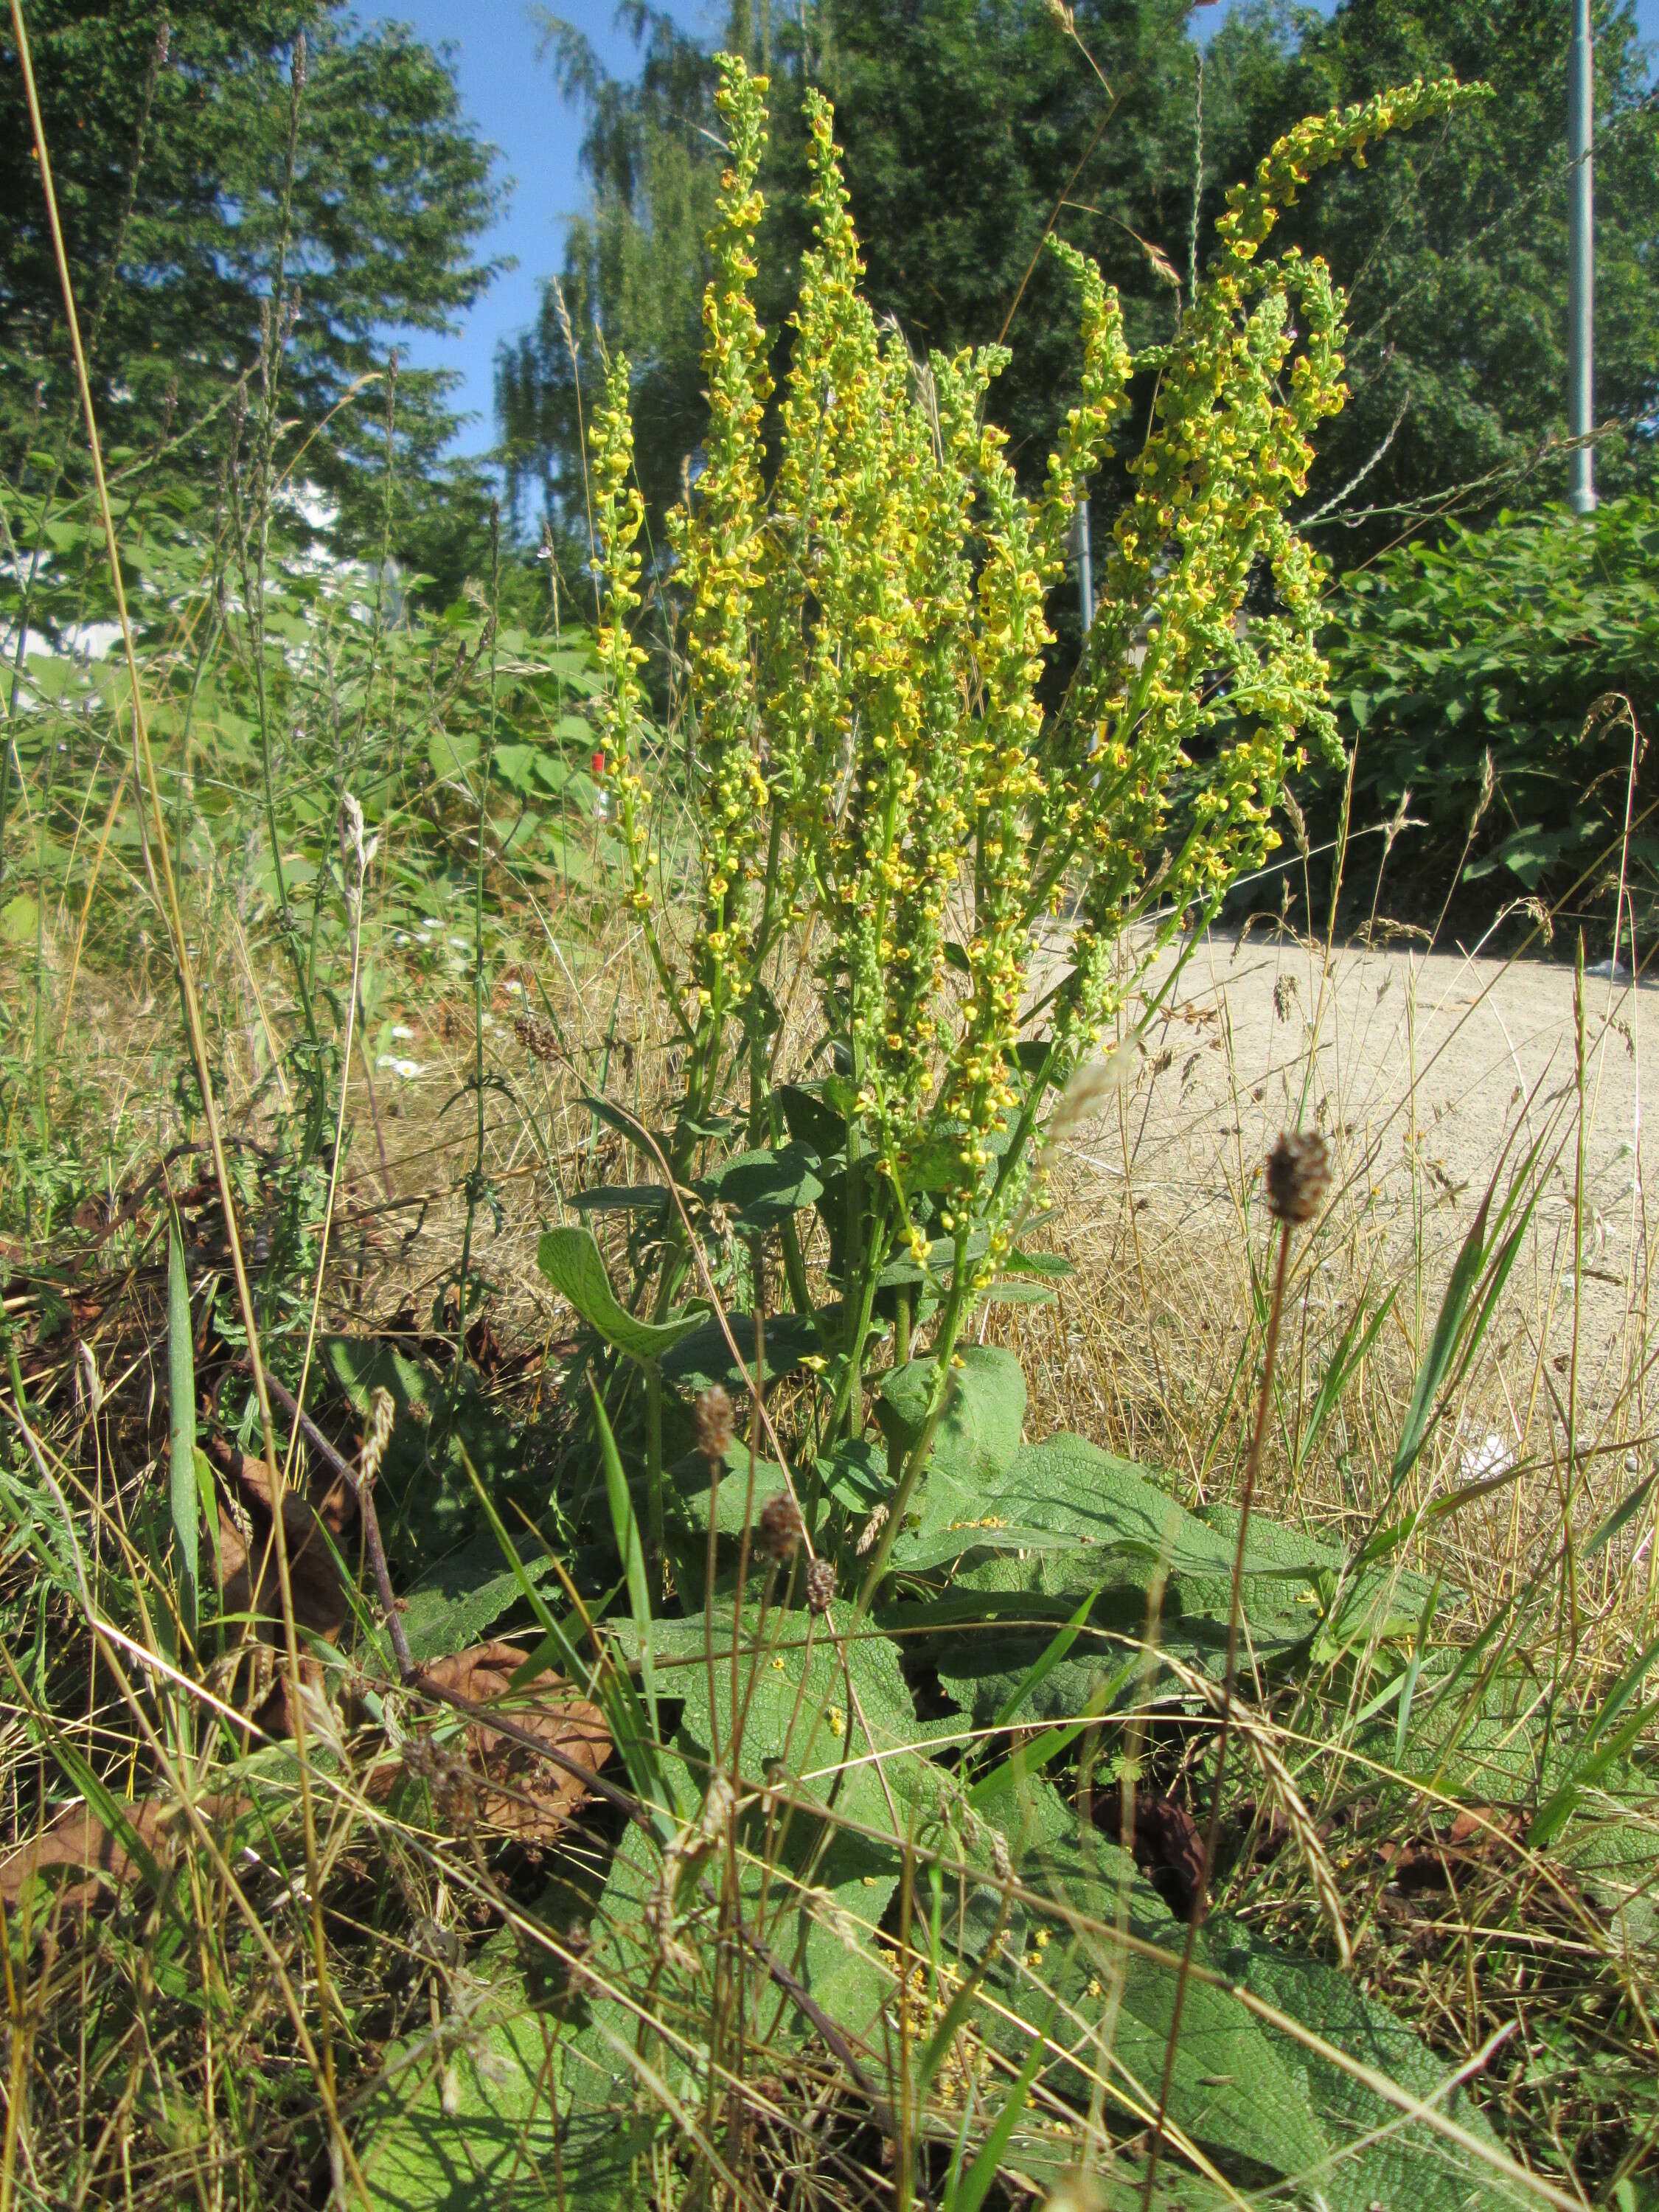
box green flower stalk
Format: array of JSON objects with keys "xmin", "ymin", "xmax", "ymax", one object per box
[{"xmin": 583, "ymin": 55, "xmax": 1484, "ymax": 1481}]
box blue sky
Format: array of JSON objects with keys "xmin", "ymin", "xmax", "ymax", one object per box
[
  {"xmin": 366, "ymin": 1, "xmax": 710, "ymax": 452},
  {"xmin": 370, "ymin": 0, "xmax": 1659, "ymax": 456}
]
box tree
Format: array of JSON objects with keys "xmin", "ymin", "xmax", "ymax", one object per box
[
  {"xmin": 0, "ymin": 1, "xmax": 503, "ymax": 572},
  {"xmin": 498, "ymin": 1, "xmax": 1211, "ymax": 557},
  {"xmin": 1200, "ymin": 0, "xmax": 1659, "ymax": 544}
]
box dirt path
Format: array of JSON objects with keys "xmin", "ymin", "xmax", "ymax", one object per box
[{"xmin": 1052, "ymin": 929, "xmax": 1656, "ymax": 1441}]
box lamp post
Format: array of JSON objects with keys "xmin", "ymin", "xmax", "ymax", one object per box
[
  {"xmin": 1076, "ymin": 492, "xmax": 1094, "ymax": 633},
  {"xmin": 1568, "ymin": 0, "xmax": 1596, "ymax": 514}
]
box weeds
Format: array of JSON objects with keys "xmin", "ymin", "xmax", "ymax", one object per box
[{"xmin": 1, "ymin": 32, "xmax": 1656, "ymax": 2212}]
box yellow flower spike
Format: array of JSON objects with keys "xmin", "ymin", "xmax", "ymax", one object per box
[{"xmin": 582, "ymin": 56, "xmax": 1465, "ymax": 1422}]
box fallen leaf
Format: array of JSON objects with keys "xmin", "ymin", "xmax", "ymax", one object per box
[
  {"xmin": 0, "ymin": 1799, "xmax": 175, "ymax": 1911},
  {"xmin": 209, "ymin": 1436, "xmax": 356, "ymax": 1640},
  {"xmin": 1, "ymin": 1648, "xmax": 610, "ymax": 1916},
  {"xmin": 417, "ymin": 1641, "xmax": 611, "ymax": 1845}
]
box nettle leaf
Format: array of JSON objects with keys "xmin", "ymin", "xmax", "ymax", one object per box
[
  {"xmin": 698, "ymin": 1141, "xmax": 824, "ymax": 1232},
  {"xmin": 426, "ymin": 726, "xmax": 478, "ymax": 785},
  {"xmin": 877, "ymin": 1345, "xmax": 1026, "ymax": 1500},
  {"xmin": 536, "ymin": 1227, "xmax": 701, "ymax": 1367},
  {"xmin": 490, "ymin": 740, "xmax": 538, "ymax": 794}
]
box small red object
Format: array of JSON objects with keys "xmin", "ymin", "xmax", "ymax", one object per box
[{"xmin": 591, "ymin": 748, "xmax": 606, "ymax": 778}]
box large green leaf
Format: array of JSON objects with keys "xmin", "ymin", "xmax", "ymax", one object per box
[
  {"xmin": 981, "ymin": 1784, "xmax": 1520, "ymax": 2211},
  {"xmin": 659, "ymin": 1310, "xmax": 832, "ymax": 1394},
  {"xmin": 535, "ymin": 1227, "xmax": 702, "ymax": 1367},
  {"xmin": 885, "ymin": 1433, "xmax": 1436, "ymax": 1724},
  {"xmin": 665, "ymin": 1452, "xmax": 793, "ymax": 1537},
  {"xmin": 1208, "ymin": 1921, "xmax": 1525, "ymax": 2211},
  {"xmin": 886, "ymin": 1434, "xmax": 1380, "ymax": 1723},
  {"xmin": 358, "ymin": 1964, "xmax": 647, "ymax": 2210},
  {"xmin": 599, "ymin": 1610, "xmax": 959, "ymax": 2048},
  {"xmin": 877, "ymin": 1344, "xmax": 1026, "ymax": 1503},
  {"xmin": 399, "ymin": 1529, "xmax": 561, "ymax": 1663},
  {"xmin": 698, "ymin": 1141, "xmax": 824, "ymax": 1233}
]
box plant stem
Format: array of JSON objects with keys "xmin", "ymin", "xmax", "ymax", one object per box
[
  {"xmin": 1140, "ymin": 1214, "xmax": 1291, "ymax": 2211},
  {"xmin": 645, "ymin": 1363, "xmax": 666, "ymax": 1605},
  {"xmin": 456, "ymin": 501, "xmax": 501, "ymax": 1353}
]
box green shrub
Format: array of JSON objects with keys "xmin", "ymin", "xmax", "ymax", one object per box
[{"xmin": 1319, "ymin": 496, "xmax": 1659, "ymax": 931}]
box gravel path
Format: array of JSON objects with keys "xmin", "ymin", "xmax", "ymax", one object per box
[{"xmin": 1055, "ymin": 930, "xmax": 1655, "ymax": 1439}]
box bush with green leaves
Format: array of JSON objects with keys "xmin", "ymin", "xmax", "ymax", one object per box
[
  {"xmin": 1317, "ymin": 496, "xmax": 1659, "ymax": 932},
  {"xmin": 0, "ymin": 447, "xmax": 603, "ymax": 1253}
]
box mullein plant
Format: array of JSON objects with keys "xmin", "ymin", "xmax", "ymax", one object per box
[{"xmin": 566, "ymin": 55, "xmax": 1480, "ymax": 1595}]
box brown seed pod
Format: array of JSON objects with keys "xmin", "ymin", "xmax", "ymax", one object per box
[
  {"xmin": 804, "ymin": 1557, "xmax": 836, "ymax": 1614},
  {"xmin": 694, "ymin": 1385, "xmax": 734, "ymax": 1462},
  {"xmin": 1264, "ymin": 1130, "xmax": 1330, "ymax": 1227},
  {"xmin": 513, "ymin": 1009, "xmax": 560, "ymax": 1063},
  {"xmin": 757, "ymin": 1492, "xmax": 805, "ymax": 1562}
]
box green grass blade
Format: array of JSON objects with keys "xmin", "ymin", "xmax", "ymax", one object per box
[
  {"xmin": 1388, "ymin": 1127, "xmax": 1550, "ymax": 1496},
  {"xmin": 945, "ymin": 1998, "xmax": 1056, "ymax": 2212},
  {"xmin": 1530, "ymin": 1682, "xmax": 1659, "ymax": 1848},
  {"xmin": 591, "ymin": 1375, "xmax": 659, "ymax": 1741},
  {"xmin": 990, "ymin": 1581, "xmax": 1107, "ymax": 1731},
  {"xmin": 1295, "ymin": 1284, "xmax": 1395, "ymax": 1478},
  {"xmin": 166, "ymin": 1208, "xmax": 198, "ymax": 1641},
  {"xmin": 1394, "ymin": 1570, "xmax": 1443, "ymax": 1768},
  {"xmin": 1585, "ymin": 1472, "xmax": 1656, "ymax": 1560}
]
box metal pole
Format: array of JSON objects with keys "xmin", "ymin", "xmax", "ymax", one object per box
[
  {"xmin": 1568, "ymin": 0, "xmax": 1596, "ymax": 514},
  {"xmin": 1077, "ymin": 490, "xmax": 1094, "ymax": 631}
]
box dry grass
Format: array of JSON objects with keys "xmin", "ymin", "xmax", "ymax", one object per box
[{"xmin": 4, "ymin": 856, "xmax": 1659, "ymax": 2210}]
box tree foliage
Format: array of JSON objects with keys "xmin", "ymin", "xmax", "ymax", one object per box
[
  {"xmin": 1203, "ymin": 0, "xmax": 1659, "ymax": 540},
  {"xmin": 498, "ymin": 0, "xmax": 1208, "ymax": 549},
  {"xmin": 505, "ymin": 0, "xmax": 1659, "ymax": 569},
  {"xmin": 0, "ymin": 0, "xmax": 503, "ymax": 568}
]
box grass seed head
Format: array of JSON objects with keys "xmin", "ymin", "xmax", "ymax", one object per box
[
  {"xmin": 695, "ymin": 1385, "xmax": 734, "ymax": 1461},
  {"xmin": 1265, "ymin": 1129, "xmax": 1330, "ymax": 1226},
  {"xmin": 757, "ymin": 1492, "xmax": 805, "ymax": 1561}
]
